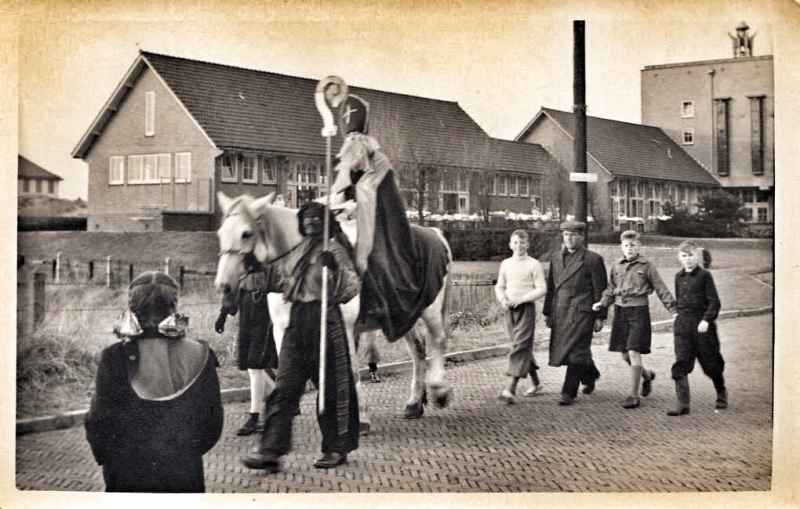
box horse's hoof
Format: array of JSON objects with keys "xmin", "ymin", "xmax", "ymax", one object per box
[
  {"xmin": 432, "ymin": 387, "xmax": 453, "ymax": 409},
  {"xmin": 359, "ymin": 421, "xmax": 371, "ymax": 436},
  {"xmin": 403, "ymin": 402, "xmax": 424, "ymax": 419}
]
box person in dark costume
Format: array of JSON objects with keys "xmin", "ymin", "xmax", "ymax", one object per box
[
  {"xmin": 215, "ymin": 252, "xmax": 279, "ymax": 436},
  {"xmin": 542, "ymin": 221, "xmax": 608, "ymax": 406},
  {"xmin": 241, "ymin": 201, "xmax": 361, "ymax": 471},
  {"xmin": 667, "ymin": 240, "xmax": 727, "ymax": 416},
  {"xmin": 84, "ymin": 271, "xmax": 224, "ymax": 493}
]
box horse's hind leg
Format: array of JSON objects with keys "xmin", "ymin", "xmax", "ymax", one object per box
[
  {"xmin": 421, "ymin": 287, "xmax": 452, "ymax": 409},
  {"xmin": 403, "ymin": 328, "xmax": 427, "ymax": 419}
]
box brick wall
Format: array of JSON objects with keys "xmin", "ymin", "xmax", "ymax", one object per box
[
  {"xmin": 519, "ymin": 115, "xmax": 614, "ymax": 230},
  {"xmin": 641, "ymin": 56, "xmax": 774, "ymax": 187},
  {"xmin": 84, "ymin": 67, "xmax": 220, "ymax": 231}
]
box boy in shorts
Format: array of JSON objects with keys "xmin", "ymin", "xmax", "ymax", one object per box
[{"xmin": 592, "ymin": 230, "xmax": 676, "ymax": 409}]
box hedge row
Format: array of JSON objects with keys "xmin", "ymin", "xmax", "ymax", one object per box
[{"xmin": 443, "ymin": 228, "xmax": 563, "ymax": 261}]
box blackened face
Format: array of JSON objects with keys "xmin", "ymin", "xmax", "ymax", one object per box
[{"xmin": 302, "ymin": 211, "xmax": 324, "ymax": 237}]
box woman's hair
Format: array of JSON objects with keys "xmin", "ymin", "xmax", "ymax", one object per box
[{"xmin": 128, "ymin": 271, "xmax": 179, "ymax": 330}]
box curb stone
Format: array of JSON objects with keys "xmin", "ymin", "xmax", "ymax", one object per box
[{"xmin": 15, "ymin": 305, "xmax": 773, "ymax": 436}]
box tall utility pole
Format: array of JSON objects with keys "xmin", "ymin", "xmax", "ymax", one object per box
[{"xmin": 573, "ymin": 20, "xmax": 590, "ymax": 245}]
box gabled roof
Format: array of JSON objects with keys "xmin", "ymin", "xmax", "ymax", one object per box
[
  {"xmin": 74, "ymin": 51, "xmax": 493, "ymax": 169},
  {"xmin": 516, "ymin": 107, "xmax": 719, "ymax": 186},
  {"xmin": 488, "ymin": 138, "xmax": 556, "ymax": 175},
  {"xmin": 18, "ymin": 155, "xmax": 62, "ymax": 180}
]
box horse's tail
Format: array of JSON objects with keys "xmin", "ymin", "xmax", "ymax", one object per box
[{"xmin": 430, "ymin": 227, "xmax": 452, "ymax": 339}]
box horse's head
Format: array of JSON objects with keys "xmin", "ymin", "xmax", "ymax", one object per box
[
  {"xmin": 214, "ymin": 191, "xmax": 301, "ymax": 295},
  {"xmin": 331, "ymin": 133, "xmax": 381, "ymax": 195}
]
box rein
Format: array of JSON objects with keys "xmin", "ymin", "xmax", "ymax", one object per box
[{"xmin": 218, "ymin": 201, "xmax": 304, "ymax": 268}]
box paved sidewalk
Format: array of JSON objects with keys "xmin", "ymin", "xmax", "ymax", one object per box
[{"xmin": 15, "ymin": 314, "xmax": 773, "ymax": 493}]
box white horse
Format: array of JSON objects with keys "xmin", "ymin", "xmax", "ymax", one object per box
[{"xmin": 214, "ymin": 175, "xmax": 453, "ymax": 418}]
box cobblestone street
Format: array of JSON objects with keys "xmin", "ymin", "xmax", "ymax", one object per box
[{"xmin": 16, "ymin": 314, "xmax": 773, "ymax": 493}]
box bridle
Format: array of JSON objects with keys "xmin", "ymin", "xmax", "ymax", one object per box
[{"xmin": 217, "ymin": 199, "xmax": 304, "ymax": 267}]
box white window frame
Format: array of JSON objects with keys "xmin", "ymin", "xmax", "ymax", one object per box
[
  {"xmin": 127, "ymin": 155, "xmax": 144, "ymax": 184},
  {"xmin": 240, "ymin": 154, "xmax": 257, "ymax": 184},
  {"xmin": 143, "ymin": 154, "xmax": 159, "ymax": 183},
  {"xmin": 508, "ymin": 175, "xmax": 518, "ymax": 197},
  {"xmin": 145, "ymin": 91, "xmax": 155, "ymax": 136},
  {"xmin": 518, "ymin": 176, "xmax": 529, "ymax": 197},
  {"xmin": 682, "ymin": 128, "xmax": 695, "ymax": 145},
  {"xmin": 221, "ymin": 154, "xmax": 238, "ymax": 182},
  {"xmin": 109, "ymin": 156, "xmax": 125, "ymax": 185},
  {"xmin": 158, "ymin": 153, "xmax": 171, "ymax": 183},
  {"xmin": 681, "ymin": 100, "xmax": 695, "ymax": 118},
  {"xmin": 496, "ymin": 175, "xmax": 508, "ymax": 196},
  {"xmin": 175, "ymin": 152, "xmax": 192, "ymax": 183},
  {"xmin": 262, "ymin": 157, "xmax": 278, "ymax": 184}
]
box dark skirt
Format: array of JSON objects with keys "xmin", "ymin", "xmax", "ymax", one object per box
[
  {"xmin": 237, "ymin": 291, "xmax": 278, "ymax": 370},
  {"xmin": 608, "ymin": 305, "xmax": 652, "ymax": 354}
]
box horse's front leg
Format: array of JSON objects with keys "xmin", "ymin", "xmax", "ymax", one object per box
[
  {"xmin": 339, "ymin": 297, "xmax": 371, "ymax": 435},
  {"xmin": 421, "ymin": 287, "xmax": 452, "ymax": 409},
  {"xmin": 403, "ymin": 327, "xmax": 427, "ymax": 419}
]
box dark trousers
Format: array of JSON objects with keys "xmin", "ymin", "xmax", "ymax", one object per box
[
  {"xmin": 671, "ymin": 315, "xmax": 725, "ymax": 390},
  {"xmin": 561, "ymin": 359, "xmax": 600, "ymax": 398},
  {"xmin": 259, "ymin": 302, "xmax": 359, "ymax": 456}
]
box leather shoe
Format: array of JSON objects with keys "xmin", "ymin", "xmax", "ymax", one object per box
[
  {"xmin": 622, "ymin": 396, "xmax": 640, "ymax": 409},
  {"xmin": 313, "ymin": 452, "xmax": 347, "ymax": 469},
  {"xmin": 558, "ymin": 393, "xmax": 575, "ymax": 406},
  {"xmin": 241, "ymin": 447, "xmax": 281, "ymax": 471},
  {"xmin": 582, "ymin": 379, "xmax": 596, "ymax": 395},
  {"xmin": 666, "ymin": 407, "xmax": 690, "ymax": 417}
]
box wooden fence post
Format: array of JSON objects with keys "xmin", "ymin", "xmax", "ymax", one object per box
[
  {"xmin": 106, "ymin": 256, "xmax": 112, "ymax": 288},
  {"xmin": 164, "ymin": 257, "xmax": 171, "ymax": 276},
  {"xmin": 128, "ymin": 264, "xmax": 134, "ymax": 283},
  {"xmin": 33, "ymin": 272, "xmax": 46, "ymax": 326},
  {"xmin": 88, "ymin": 260, "xmax": 94, "ymax": 281},
  {"xmin": 179, "ymin": 265, "xmax": 185, "ymax": 290},
  {"xmin": 55, "ymin": 252, "xmax": 62, "ymax": 284}
]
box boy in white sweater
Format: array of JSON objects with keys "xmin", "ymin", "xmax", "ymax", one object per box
[{"xmin": 495, "ymin": 230, "xmax": 547, "ymax": 403}]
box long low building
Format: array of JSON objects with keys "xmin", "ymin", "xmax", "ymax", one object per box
[
  {"xmin": 516, "ymin": 107, "xmax": 721, "ymax": 232},
  {"xmin": 72, "ymin": 51, "xmax": 557, "ymax": 231}
]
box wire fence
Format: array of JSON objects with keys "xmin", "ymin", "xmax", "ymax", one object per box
[{"xmin": 17, "ymin": 256, "xmax": 500, "ymax": 335}]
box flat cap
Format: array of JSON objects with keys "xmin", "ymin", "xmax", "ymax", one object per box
[{"xmin": 559, "ymin": 220, "xmax": 586, "ymax": 232}]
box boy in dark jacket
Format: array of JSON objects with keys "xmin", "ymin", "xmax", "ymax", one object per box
[{"xmin": 667, "ymin": 240, "xmax": 727, "ymax": 416}]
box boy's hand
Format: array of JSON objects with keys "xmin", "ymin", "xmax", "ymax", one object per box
[
  {"xmin": 591, "ymin": 301, "xmax": 603, "ymax": 312},
  {"xmin": 593, "ymin": 318, "xmax": 604, "ymax": 333},
  {"xmin": 697, "ymin": 320, "xmax": 709, "ymax": 333}
]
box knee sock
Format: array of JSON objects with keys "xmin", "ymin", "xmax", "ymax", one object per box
[
  {"xmin": 630, "ymin": 365, "xmax": 643, "ymax": 398},
  {"xmin": 249, "ymin": 369, "xmax": 272, "ymax": 413}
]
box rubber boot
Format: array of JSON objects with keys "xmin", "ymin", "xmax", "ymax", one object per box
[{"xmin": 667, "ymin": 376, "xmax": 690, "ymax": 416}]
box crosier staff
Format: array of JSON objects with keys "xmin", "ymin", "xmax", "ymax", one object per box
[{"xmin": 313, "ymin": 76, "xmax": 347, "ymax": 415}]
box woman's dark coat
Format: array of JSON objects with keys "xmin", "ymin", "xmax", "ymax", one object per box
[{"xmin": 84, "ymin": 339, "xmax": 223, "ymax": 492}]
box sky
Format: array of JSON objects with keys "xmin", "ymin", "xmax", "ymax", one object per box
[{"xmin": 12, "ymin": 0, "xmax": 797, "ymax": 200}]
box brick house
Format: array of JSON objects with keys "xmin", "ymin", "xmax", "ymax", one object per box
[
  {"xmin": 18, "ymin": 155, "xmax": 62, "ymax": 197},
  {"xmin": 641, "ymin": 27, "xmax": 774, "ymax": 224},
  {"xmin": 516, "ymin": 107, "xmax": 720, "ymax": 232},
  {"xmin": 72, "ymin": 51, "xmax": 550, "ymax": 231}
]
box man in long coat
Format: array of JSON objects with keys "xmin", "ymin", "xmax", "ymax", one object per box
[{"xmin": 543, "ymin": 221, "xmax": 608, "ymax": 406}]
